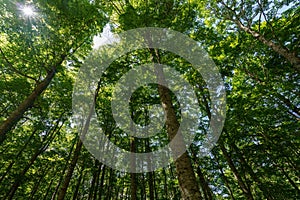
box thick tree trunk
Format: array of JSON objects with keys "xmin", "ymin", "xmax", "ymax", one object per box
[
  {"xmin": 0, "ymin": 54, "xmax": 66, "ymax": 144},
  {"xmin": 219, "ymin": 142, "xmax": 254, "ymax": 200},
  {"xmin": 150, "ymin": 49, "xmax": 202, "ymax": 200}
]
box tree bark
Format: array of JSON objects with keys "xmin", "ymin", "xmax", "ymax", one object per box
[
  {"xmin": 149, "ymin": 48, "xmax": 202, "ymax": 200},
  {"xmin": 0, "ymin": 54, "xmax": 66, "ymax": 144},
  {"xmin": 191, "ymin": 148, "xmax": 213, "ymax": 200},
  {"xmin": 88, "ymin": 160, "xmax": 101, "ymax": 200},
  {"xmin": 92, "ymin": 162, "xmax": 103, "ymax": 200},
  {"xmin": 30, "ymin": 165, "xmax": 50, "ymax": 199},
  {"xmin": 98, "ymin": 165, "xmax": 106, "ymax": 200}
]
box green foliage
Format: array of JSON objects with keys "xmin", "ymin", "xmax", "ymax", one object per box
[{"xmin": 0, "ymin": 0, "xmax": 299, "ymax": 199}]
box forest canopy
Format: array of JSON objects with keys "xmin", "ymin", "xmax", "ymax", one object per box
[{"xmin": 0, "ymin": 0, "xmax": 299, "ymax": 199}]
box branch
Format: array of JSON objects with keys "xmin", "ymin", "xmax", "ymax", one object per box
[
  {"xmin": 0, "ymin": 48, "xmax": 38, "ymax": 82},
  {"xmin": 234, "ymin": 20, "xmax": 300, "ymax": 72}
]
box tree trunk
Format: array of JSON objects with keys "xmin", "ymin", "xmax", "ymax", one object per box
[
  {"xmin": 5, "ymin": 119, "xmax": 61, "ymax": 200},
  {"xmin": 219, "ymin": 141, "xmax": 254, "ymax": 200},
  {"xmin": 105, "ymin": 168, "xmax": 114, "ymax": 200},
  {"xmin": 88, "ymin": 160, "xmax": 101, "ymax": 200},
  {"xmin": 93, "ymin": 163, "xmax": 103, "ymax": 200},
  {"xmin": 191, "ymin": 148, "xmax": 213, "ymax": 200},
  {"xmin": 146, "ymin": 140, "xmax": 155, "ymax": 200},
  {"xmin": 234, "ymin": 20, "xmax": 300, "ymax": 72},
  {"xmin": 0, "ymin": 129, "xmax": 37, "ymax": 184},
  {"xmin": 215, "ymin": 155, "xmax": 236, "ymax": 200},
  {"xmin": 72, "ymin": 166, "xmax": 85, "ymax": 200},
  {"xmin": 98, "ymin": 165, "xmax": 106, "ymax": 200},
  {"xmin": 280, "ymin": 166, "xmax": 300, "ymax": 194},
  {"xmin": 30, "ymin": 164, "xmax": 50, "ymax": 199},
  {"xmin": 150, "ymin": 49, "xmax": 202, "ymax": 200},
  {"xmin": 130, "ymin": 137, "xmax": 137, "ymax": 200},
  {"xmin": 57, "ymin": 139, "xmax": 83, "ymax": 200},
  {"xmin": 43, "ymin": 177, "xmax": 55, "ymax": 200},
  {"xmin": 231, "ymin": 142, "xmax": 274, "ymax": 200},
  {"xmin": 0, "ymin": 54, "xmax": 66, "ymax": 144},
  {"xmin": 0, "ymin": 37, "xmax": 87, "ymax": 144},
  {"xmin": 51, "ymin": 137, "xmax": 77, "ymax": 200}
]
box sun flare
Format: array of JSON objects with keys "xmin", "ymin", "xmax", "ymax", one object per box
[{"xmin": 22, "ymin": 6, "xmax": 35, "ymax": 16}]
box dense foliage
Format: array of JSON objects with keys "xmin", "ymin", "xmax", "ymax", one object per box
[{"xmin": 0, "ymin": 0, "xmax": 299, "ymax": 199}]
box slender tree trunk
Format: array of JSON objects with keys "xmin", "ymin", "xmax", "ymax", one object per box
[
  {"xmin": 43, "ymin": 177, "xmax": 55, "ymax": 200},
  {"xmin": 234, "ymin": 20, "xmax": 300, "ymax": 72},
  {"xmin": 130, "ymin": 137, "xmax": 137, "ymax": 200},
  {"xmin": 51, "ymin": 137, "xmax": 77, "ymax": 200},
  {"xmin": 0, "ymin": 129, "xmax": 37, "ymax": 184},
  {"xmin": 72, "ymin": 166, "xmax": 85, "ymax": 200},
  {"xmin": 57, "ymin": 86, "xmax": 97, "ymax": 200},
  {"xmin": 93, "ymin": 163, "xmax": 103, "ymax": 200},
  {"xmin": 30, "ymin": 164, "xmax": 50, "ymax": 199},
  {"xmin": 0, "ymin": 37, "xmax": 87, "ymax": 144},
  {"xmin": 219, "ymin": 141, "xmax": 254, "ymax": 200},
  {"xmin": 280, "ymin": 166, "xmax": 300, "ymax": 194},
  {"xmin": 146, "ymin": 140, "xmax": 155, "ymax": 200},
  {"xmin": 162, "ymin": 168, "xmax": 168, "ymax": 199},
  {"xmin": 57, "ymin": 139, "xmax": 83, "ymax": 200},
  {"xmin": 88, "ymin": 160, "xmax": 101, "ymax": 200},
  {"xmin": 191, "ymin": 148, "xmax": 213, "ymax": 200},
  {"xmin": 98, "ymin": 165, "xmax": 106, "ymax": 200},
  {"xmin": 140, "ymin": 173, "xmax": 145, "ymax": 200},
  {"xmin": 153, "ymin": 172, "xmax": 158, "ymax": 200},
  {"xmin": 105, "ymin": 168, "xmax": 114, "ymax": 200},
  {"xmin": 196, "ymin": 166, "xmax": 213, "ymax": 200},
  {"xmin": 217, "ymin": 162, "xmax": 236, "ymax": 200},
  {"xmin": 5, "ymin": 146, "xmax": 42, "ymax": 199},
  {"xmin": 231, "ymin": 142, "xmax": 274, "ymax": 200},
  {"xmin": 5, "ymin": 119, "xmax": 61, "ymax": 200}
]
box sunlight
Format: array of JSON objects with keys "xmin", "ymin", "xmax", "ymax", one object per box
[{"xmin": 22, "ymin": 5, "xmax": 35, "ymax": 16}]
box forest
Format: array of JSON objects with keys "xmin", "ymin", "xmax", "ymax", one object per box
[{"xmin": 0, "ymin": 0, "xmax": 299, "ymax": 199}]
